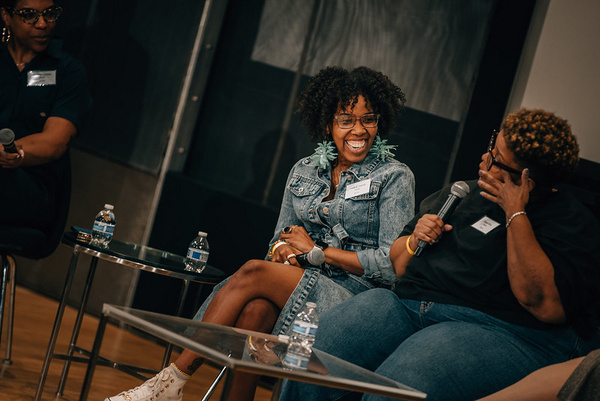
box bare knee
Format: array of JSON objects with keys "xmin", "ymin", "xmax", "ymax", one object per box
[
  {"xmin": 235, "ymin": 298, "xmax": 280, "ymax": 332},
  {"xmin": 227, "ymin": 259, "xmax": 272, "ymax": 288}
]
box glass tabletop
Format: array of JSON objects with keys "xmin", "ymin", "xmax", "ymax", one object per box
[
  {"xmin": 102, "ymin": 304, "xmax": 426, "ymax": 400},
  {"xmin": 62, "ymin": 230, "xmax": 226, "ymax": 284}
]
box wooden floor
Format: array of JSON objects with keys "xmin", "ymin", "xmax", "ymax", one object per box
[{"xmin": 0, "ymin": 285, "xmax": 273, "ymax": 401}]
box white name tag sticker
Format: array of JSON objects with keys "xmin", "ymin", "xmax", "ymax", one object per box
[
  {"xmin": 471, "ymin": 216, "xmax": 501, "ymax": 234},
  {"xmin": 345, "ymin": 179, "xmax": 371, "ymax": 199},
  {"xmin": 27, "ymin": 70, "xmax": 57, "ymax": 86}
]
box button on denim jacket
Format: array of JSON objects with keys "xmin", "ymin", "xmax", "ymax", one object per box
[{"xmin": 268, "ymin": 152, "xmax": 415, "ymax": 286}]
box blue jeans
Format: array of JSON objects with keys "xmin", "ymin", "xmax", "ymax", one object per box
[{"xmin": 278, "ymin": 288, "xmax": 599, "ymax": 401}]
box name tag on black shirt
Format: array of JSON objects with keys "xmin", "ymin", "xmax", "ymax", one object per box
[
  {"xmin": 27, "ymin": 70, "xmax": 57, "ymax": 86},
  {"xmin": 471, "ymin": 216, "xmax": 501, "ymax": 234}
]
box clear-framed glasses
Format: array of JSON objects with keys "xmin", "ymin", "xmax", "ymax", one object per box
[
  {"xmin": 334, "ymin": 113, "xmax": 379, "ymax": 129},
  {"xmin": 486, "ymin": 130, "xmax": 523, "ymax": 176},
  {"xmin": 9, "ymin": 6, "xmax": 63, "ymax": 25}
]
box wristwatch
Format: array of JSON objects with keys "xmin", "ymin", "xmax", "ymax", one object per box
[{"xmin": 315, "ymin": 240, "xmax": 329, "ymax": 250}]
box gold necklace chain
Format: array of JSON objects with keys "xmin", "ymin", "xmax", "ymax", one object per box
[{"xmin": 332, "ymin": 165, "xmax": 342, "ymax": 189}]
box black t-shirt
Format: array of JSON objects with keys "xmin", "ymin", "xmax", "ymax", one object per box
[
  {"xmin": 394, "ymin": 180, "xmax": 600, "ymax": 338},
  {"xmin": 0, "ymin": 41, "xmax": 92, "ymax": 190}
]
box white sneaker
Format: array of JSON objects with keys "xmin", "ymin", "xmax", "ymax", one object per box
[{"xmin": 105, "ymin": 363, "xmax": 189, "ymax": 401}]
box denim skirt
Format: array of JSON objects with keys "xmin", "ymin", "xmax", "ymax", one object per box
[{"xmin": 192, "ymin": 267, "xmax": 378, "ymax": 337}]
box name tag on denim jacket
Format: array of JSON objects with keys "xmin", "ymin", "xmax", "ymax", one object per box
[
  {"xmin": 27, "ymin": 70, "xmax": 57, "ymax": 86},
  {"xmin": 345, "ymin": 179, "xmax": 371, "ymax": 199}
]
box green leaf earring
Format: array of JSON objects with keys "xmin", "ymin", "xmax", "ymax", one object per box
[
  {"xmin": 311, "ymin": 141, "xmax": 337, "ymax": 170},
  {"xmin": 369, "ymin": 136, "xmax": 397, "ymax": 161}
]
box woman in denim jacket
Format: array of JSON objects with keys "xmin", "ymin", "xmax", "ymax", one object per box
[{"xmin": 106, "ymin": 66, "xmax": 415, "ymax": 401}]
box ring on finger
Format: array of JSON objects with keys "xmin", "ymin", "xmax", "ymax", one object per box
[
  {"xmin": 282, "ymin": 226, "xmax": 293, "ymax": 234},
  {"xmin": 286, "ymin": 253, "xmax": 296, "ymax": 261}
]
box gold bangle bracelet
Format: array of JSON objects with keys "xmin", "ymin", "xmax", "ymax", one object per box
[
  {"xmin": 406, "ymin": 235, "xmax": 415, "ymax": 256},
  {"xmin": 268, "ymin": 240, "xmax": 287, "ymax": 259}
]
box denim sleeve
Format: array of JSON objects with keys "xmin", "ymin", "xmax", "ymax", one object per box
[
  {"xmin": 264, "ymin": 163, "xmax": 304, "ymax": 259},
  {"xmin": 356, "ymin": 163, "xmax": 415, "ymax": 285}
]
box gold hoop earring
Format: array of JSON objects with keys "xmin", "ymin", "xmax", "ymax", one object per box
[{"xmin": 1, "ymin": 27, "xmax": 11, "ymax": 45}]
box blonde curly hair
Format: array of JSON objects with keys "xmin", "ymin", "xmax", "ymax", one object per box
[{"xmin": 501, "ymin": 108, "xmax": 579, "ymax": 186}]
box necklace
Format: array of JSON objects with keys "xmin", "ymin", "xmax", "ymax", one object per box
[
  {"xmin": 9, "ymin": 48, "xmax": 31, "ymax": 67},
  {"xmin": 332, "ymin": 165, "xmax": 343, "ymax": 189}
]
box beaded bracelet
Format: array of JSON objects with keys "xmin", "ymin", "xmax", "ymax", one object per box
[
  {"xmin": 406, "ymin": 235, "xmax": 415, "ymax": 256},
  {"xmin": 506, "ymin": 211, "xmax": 527, "ymax": 228}
]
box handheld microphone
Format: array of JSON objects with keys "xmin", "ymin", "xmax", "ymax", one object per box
[
  {"xmin": 414, "ymin": 181, "xmax": 470, "ymax": 257},
  {"xmin": 0, "ymin": 128, "xmax": 18, "ymax": 154},
  {"xmin": 296, "ymin": 246, "xmax": 325, "ymax": 267}
]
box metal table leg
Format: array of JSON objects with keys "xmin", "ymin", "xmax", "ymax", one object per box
[
  {"xmin": 270, "ymin": 378, "xmax": 282, "ymax": 401},
  {"xmin": 0, "ymin": 255, "xmax": 9, "ymax": 363},
  {"xmin": 34, "ymin": 250, "xmax": 80, "ymax": 401},
  {"xmin": 2, "ymin": 254, "xmax": 16, "ymax": 365},
  {"xmin": 161, "ymin": 278, "xmax": 191, "ymax": 368},
  {"xmin": 219, "ymin": 368, "xmax": 236, "ymax": 401},
  {"xmin": 202, "ymin": 366, "xmax": 228, "ymax": 401},
  {"xmin": 56, "ymin": 256, "xmax": 99, "ymax": 395},
  {"xmin": 79, "ymin": 311, "xmax": 108, "ymax": 401}
]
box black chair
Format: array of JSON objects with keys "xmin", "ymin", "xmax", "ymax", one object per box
[{"xmin": 0, "ymin": 157, "xmax": 72, "ymax": 365}]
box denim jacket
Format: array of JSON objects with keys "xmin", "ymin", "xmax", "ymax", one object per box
[{"xmin": 268, "ymin": 152, "xmax": 415, "ymax": 286}]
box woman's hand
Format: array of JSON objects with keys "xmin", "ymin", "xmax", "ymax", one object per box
[
  {"xmin": 410, "ymin": 214, "xmax": 452, "ymax": 248},
  {"xmin": 270, "ymin": 242, "xmax": 302, "ymax": 266},
  {"xmin": 0, "ymin": 146, "xmax": 25, "ymax": 169},
  {"xmin": 479, "ymin": 168, "xmax": 565, "ymax": 323},
  {"xmin": 478, "ymin": 168, "xmax": 534, "ymax": 215},
  {"xmin": 278, "ymin": 225, "xmax": 315, "ymax": 254}
]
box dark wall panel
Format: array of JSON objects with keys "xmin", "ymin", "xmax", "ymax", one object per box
[
  {"xmin": 57, "ymin": 0, "xmax": 208, "ymax": 173},
  {"xmin": 134, "ymin": 172, "xmax": 278, "ymax": 317}
]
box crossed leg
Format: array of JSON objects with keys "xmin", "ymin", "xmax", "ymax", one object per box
[{"xmin": 174, "ymin": 259, "xmax": 305, "ymax": 400}]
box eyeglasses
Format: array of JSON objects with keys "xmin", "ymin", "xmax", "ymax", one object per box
[
  {"xmin": 334, "ymin": 113, "xmax": 379, "ymax": 129},
  {"xmin": 8, "ymin": 6, "xmax": 63, "ymax": 25},
  {"xmin": 486, "ymin": 130, "xmax": 523, "ymax": 176}
]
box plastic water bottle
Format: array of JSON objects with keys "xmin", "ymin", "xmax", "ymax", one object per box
[
  {"xmin": 184, "ymin": 231, "xmax": 210, "ymax": 273},
  {"xmin": 91, "ymin": 204, "xmax": 116, "ymax": 247},
  {"xmin": 283, "ymin": 302, "xmax": 318, "ymax": 370}
]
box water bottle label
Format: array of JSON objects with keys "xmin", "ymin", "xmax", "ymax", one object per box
[
  {"xmin": 187, "ymin": 248, "xmax": 209, "ymax": 262},
  {"xmin": 283, "ymin": 352, "xmax": 309, "ymax": 369},
  {"xmin": 93, "ymin": 221, "xmax": 114, "ymax": 234},
  {"xmin": 292, "ymin": 321, "xmax": 318, "ymax": 337}
]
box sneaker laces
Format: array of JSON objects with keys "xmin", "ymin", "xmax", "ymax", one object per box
[{"xmin": 116, "ymin": 368, "xmax": 178, "ymax": 400}]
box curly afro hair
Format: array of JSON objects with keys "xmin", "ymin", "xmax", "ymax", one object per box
[
  {"xmin": 297, "ymin": 66, "xmax": 406, "ymax": 142},
  {"xmin": 502, "ymin": 108, "xmax": 579, "ymax": 186}
]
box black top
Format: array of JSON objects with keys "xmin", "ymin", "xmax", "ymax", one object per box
[
  {"xmin": 394, "ymin": 180, "xmax": 600, "ymax": 338},
  {"xmin": 0, "ymin": 40, "xmax": 92, "ymax": 190}
]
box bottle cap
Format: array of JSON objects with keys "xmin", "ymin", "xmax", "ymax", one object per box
[
  {"xmin": 198, "ymin": 231, "xmax": 208, "ymax": 236},
  {"xmin": 104, "ymin": 204, "xmax": 114, "ymax": 210}
]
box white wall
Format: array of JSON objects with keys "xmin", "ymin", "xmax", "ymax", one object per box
[{"xmin": 508, "ymin": 0, "xmax": 600, "ymax": 163}]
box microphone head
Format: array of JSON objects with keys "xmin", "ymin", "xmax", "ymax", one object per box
[
  {"xmin": 308, "ymin": 248, "xmax": 325, "ymax": 265},
  {"xmin": 297, "ymin": 247, "xmax": 326, "ymax": 267},
  {"xmin": 0, "ymin": 128, "xmax": 15, "ymax": 145},
  {"xmin": 450, "ymin": 181, "xmax": 470, "ymax": 199}
]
